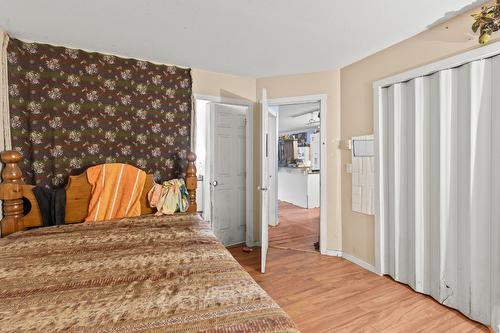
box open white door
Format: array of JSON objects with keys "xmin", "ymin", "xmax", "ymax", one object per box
[
  {"xmin": 260, "ymin": 89, "xmax": 269, "ymax": 273},
  {"xmin": 209, "ymin": 103, "xmax": 247, "ymax": 246},
  {"xmin": 268, "ymin": 109, "xmax": 278, "ymax": 227}
]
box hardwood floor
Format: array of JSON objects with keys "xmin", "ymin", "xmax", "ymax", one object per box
[
  {"xmin": 269, "ymin": 201, "xmax": 319, "ymax": 252},
  {"xmin": 229, "ymin": 247, "xmax": 491, "ymax": 333}
]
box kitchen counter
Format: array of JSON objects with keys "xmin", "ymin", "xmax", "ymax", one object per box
[
  {"xmin": 278, "ymin": 167, "xmax": 319, "ymax": 208},
  {"xmin": 279, "ymin": 166, "xmax": 319, "ymax": 174}
]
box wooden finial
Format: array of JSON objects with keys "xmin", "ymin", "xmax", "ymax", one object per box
[
  {"xmin": 0, "ymin": 150, "xmax": 24, "ymax": 236},
  {"xmin": 185, "ymin": 152, "xmax": 197, "ymax": 213},
  {"xmin": 1, "ymin": 151, "xmax": 23, "ymax": 182}
]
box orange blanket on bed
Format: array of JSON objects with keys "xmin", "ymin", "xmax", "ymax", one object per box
[{"xmin": 85, "ymin": 163, "xmax": 147, "ymax": 222}]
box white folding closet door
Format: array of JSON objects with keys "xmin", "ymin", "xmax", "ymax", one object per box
[
  {"xmin": 379, "ymin": 55, "xmax": 500, "ymax": 331},
  {"xmin": 427, "ymin": 73, "xmax": 441, "ymax": 301},
  {"xmin": 491, "ymin": 55, "xmax": 500, "ymax": 333},
  {"xmin": 438, "ymin": 69, "xmax": 459, "ymax": 309}
]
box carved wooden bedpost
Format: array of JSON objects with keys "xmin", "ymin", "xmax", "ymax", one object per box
[
  {"xmin": 185, "ymin": 152, "xmax": 197, "ymax": 214},
  {"xmin": 0, "ymin": 151, "xmax": 24, "ymax": 236}
]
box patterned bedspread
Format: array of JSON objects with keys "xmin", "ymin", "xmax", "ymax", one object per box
[{"xmin": 0, "ymin": 214, "xmax": 299, "ymax": 332}]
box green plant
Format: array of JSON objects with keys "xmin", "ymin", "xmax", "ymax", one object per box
[{"xmin": 472, "ymin": 0, "xmax": 500, "ymax": 45}]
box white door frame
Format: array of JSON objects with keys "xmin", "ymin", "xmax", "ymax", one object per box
[
  {"xmin": 194, "ymin": 94, "xmax": 255, "ymax": 246},
  {"xmin": 265, "ymin": 94, "xmax": 328, "ymax": 255},
  {"xmin": 372, "ymin": 39, "xmax": 500, "ymax": 276}
]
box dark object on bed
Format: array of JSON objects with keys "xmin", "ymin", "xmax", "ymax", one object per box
[{"xmin": 32, "ymin": 186, "xmax": 66, "ymax": 226}]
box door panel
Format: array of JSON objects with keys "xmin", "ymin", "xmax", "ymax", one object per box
[
  {"xmin": 215, "ymin": 134, "xmax": 231, "ymax": 176},
  {"xmin": 210, "ymin": 103, "xmax": 247, "ymax": 246},
  {"xmin": 268, "ymin": 113, "xmax": 278, "ymax": 227},
  {"xmin": 260, "ymin": 89, "xmax": 270, "ymax": 273},
  {"xmin": 236, "ymin": 135, "xmax": 246, "ymax": 175}
]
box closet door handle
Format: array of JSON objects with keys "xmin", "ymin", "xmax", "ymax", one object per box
[{"xmin": 211, "ymin": 180, "xmax": 218, "ymax": 187}]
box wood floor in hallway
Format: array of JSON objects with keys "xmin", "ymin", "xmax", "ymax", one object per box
[
  {"xmin": 269, "ymin": 201, "xmax": 319, "ymax": 252},
  {"xmin": 229, "ymin": 246, "xmax": 490, "ymax": 333}
]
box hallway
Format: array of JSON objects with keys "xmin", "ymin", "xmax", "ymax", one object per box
[{"xmin": 269, "ymin": 201, "xmax": 319, "ymax": 252}]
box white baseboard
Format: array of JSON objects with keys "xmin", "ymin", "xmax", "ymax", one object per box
[
  {"xmin": 342, "ymin": 253, "xmax": 377, "ymax": 274},
  {"xmin": 324, "ymin": 249, "xmax": 343, "ymax": 257},
  {"xmin": 258, "ymin": 245, "xmax": 377, "ymax": 275},
  {"xmin": 323, "ymin": 250, "xmax": 377, "ymax": 274}
]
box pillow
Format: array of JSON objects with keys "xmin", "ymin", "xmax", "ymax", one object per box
[{"xmin": 85, "ymin": 163, "xmax": 147, "ymax": 221}]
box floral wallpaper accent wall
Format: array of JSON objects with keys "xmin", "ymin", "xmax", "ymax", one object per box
[{"xmin": 7, "ymin": 38, "xmax": 192, "ymax": 187}]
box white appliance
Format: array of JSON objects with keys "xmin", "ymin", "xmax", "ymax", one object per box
[
  {"xmin": 297, "ymin": 146, "xmax": 310, "ymax": 166},
  {"xmin": 310, "ymin": 132, "xmax": 320, "ymax": 171}
]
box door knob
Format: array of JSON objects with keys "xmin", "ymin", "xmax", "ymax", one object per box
[{"xmin": 212, "ymin": 180, "xmax": 218, "ymax": 187}]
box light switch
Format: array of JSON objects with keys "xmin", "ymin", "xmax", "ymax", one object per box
[{"xmin": 338, "ymin": 139, "xmax": 352, "ymax": 150}]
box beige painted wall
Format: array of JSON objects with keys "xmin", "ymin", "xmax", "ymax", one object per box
[
  {"xmin": 256, "ymin": 70, "xmax": 342, "ymax": 250},
  {"xmin": 340, "ymin": 6, "xmax": 500, "ymax": 265},
  {"xmin": 192, "ymin": 68, "xmax": 257, "ymax": 102}
]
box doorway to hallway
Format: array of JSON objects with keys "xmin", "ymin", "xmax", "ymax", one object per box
[
  {"xmin": 259, "ymin": 92, "xmax": 327, "ymax": 272},
  {"xmin": 268, "ymin": 101, "xmax": 321, "ymax": 253}
]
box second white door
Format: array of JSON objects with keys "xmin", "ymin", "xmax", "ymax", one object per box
[
  {"xmin": 209, "ymin": 103, "xmax": 247, "ymax": 246},
  {"xmin": 260, "ymin": 89, "xmax": 270, "ymax": 273}
]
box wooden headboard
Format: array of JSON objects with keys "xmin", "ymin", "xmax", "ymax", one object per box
[{"xmin": 0, "ymin": 151, "xmax": 198, "ymax": 236}]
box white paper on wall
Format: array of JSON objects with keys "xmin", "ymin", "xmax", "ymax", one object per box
[{"xmin": 351, "ymin": 135, "xmax": 374, "ymax": 215}]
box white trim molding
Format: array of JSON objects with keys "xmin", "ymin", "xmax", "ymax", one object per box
[
  {"xmin": 342, "ymin": 253, "xmax": 377, "ymax": 274},
  {"xmin": 266, "ymin": 94, "xmax": 328, "ymax": 255},
  {"xmin": 373, "ymin": 40, "xmax": 500, "ymax": 88},
  {"xmin": 323, "ymin": 249, "xmax": 379, "ymax": 275},
  {"xmin": 325, "ymin": 249, "xmax": 343, "ymax": 257}
]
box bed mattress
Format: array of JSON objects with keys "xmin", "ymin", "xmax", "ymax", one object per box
[{"xmin": 0, "ymin": 214, "xmax": 299, "ymax": 332}]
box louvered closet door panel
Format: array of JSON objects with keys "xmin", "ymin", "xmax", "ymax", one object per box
[
  {"xmin": 395, "ymin": 82, "xmax": 409, "ymax": 284},
  {"xmin": 386, "ymin": 85, "xmax": 395, "ymax": 278},
  {"xmin": 491, "ymin": 54, "xmax": 500, "ymax": 332},
  {"xmin": 455, "ymin": 63, "xmax": 473, "ymax": 316},
  {"xmin": 380, "ymin": 87, "xmax": 391, "ymax": 275},
  {"xmin": 414, "ymin": 75, "xmax": 432, "ymax": 295},
  {"xmin": 413, "ymin": 77, "xmax": 424, "ymax": 293},
  {"xmin": 469, "ymin": 59, "xmax": 492, "ymax": 324},
  {"xmin": 386, "ymin": 85, "xmax": 398, "ymax": 279},
  {"xmin": 438, "ymin": 68, "xmax": 459, "ymax": 309},
  {"xmin": 405, "ymin": 80, "xmax": 416, "ymax": 290},
  {"xmin": 427, "ymin": 73, "xmax": 442, "ymax": 301}
]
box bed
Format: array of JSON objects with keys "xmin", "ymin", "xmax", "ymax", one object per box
[{"xmin": 0, "ymin": 151, "xmax": 299, "ymax": 333}]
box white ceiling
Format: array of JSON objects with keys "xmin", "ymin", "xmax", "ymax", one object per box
[
  {"xmin": 0, "ymin": 0, "xmax": 485, "ymax": 77},
  {"xmin": 277, "ymin": 102, "xmax": 320, "ymax": 133}
]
